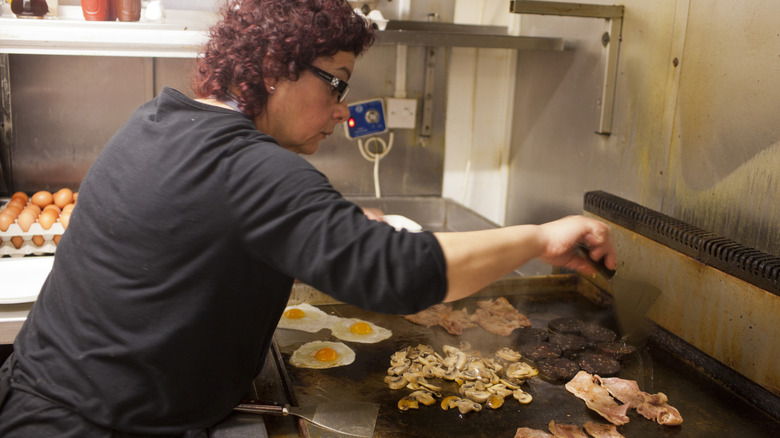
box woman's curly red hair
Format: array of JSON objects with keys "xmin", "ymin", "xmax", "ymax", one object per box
[{"xmin": 192, "ymin": 0, "xmax": 375, "ymax": 117}]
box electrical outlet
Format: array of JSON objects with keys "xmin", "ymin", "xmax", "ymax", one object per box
[{"xmin": 386, "ymin": 98, "xmax": 417, "ymax": 129}]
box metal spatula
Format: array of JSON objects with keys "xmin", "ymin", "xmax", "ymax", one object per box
[
  {"xmin": 576, "ymin": 245, "xmax": 662, "ymax": 337},
  {"xmin": 234, "ymin": 400, "xmax": 380, "ymax": 437}
]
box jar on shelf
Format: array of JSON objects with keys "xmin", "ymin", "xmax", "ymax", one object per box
[
  {"xmin": 115, "ymin": 0, "xmax": 141, "ymax": 22},
  {"xmin": 11, "ymin": 0, "xmax": 49, "ymax": 19},
  {"xmin": 81, "ymin": 0, "xmax": 112, "ymax": 21}
]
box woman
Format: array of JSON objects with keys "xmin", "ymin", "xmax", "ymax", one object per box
[{"xmin": 0, "ymin": 0, "xmax": 616, "ymax": 436}]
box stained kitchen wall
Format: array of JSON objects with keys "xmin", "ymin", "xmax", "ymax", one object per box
[
  {"xmin": 3, "ymin": 0, "xmax": 778, "ymax": 257},
  {"xmin": 499, "ymin": 0, "xmax": 780, "ymax": 256}
]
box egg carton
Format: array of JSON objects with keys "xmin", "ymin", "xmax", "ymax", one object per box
[{"xmin": 0, "ymin": 222, "xmax": 64, "ymax": 257}]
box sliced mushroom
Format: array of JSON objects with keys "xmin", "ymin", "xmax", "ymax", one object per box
[
  {"xmin": 398, "ymin": 395, "xmax": 419, "ymax": 411},
  {"xmin": 464, "ymin": 390, "xmax": 491, "ymax": 403},
  {"xmin": 384, "ymin": 375, "xmax": 408, "ymax": 390},
  {"xmin": 409, "ymin": 390, "xmax": 437, "ymax": 406},
  {"xmin": 486, "ymin": 394, "xmax": 505, "ymax": 409},
  {"xmin": 457, "ymin": 399, "xmax": 483, "ymax": 414},
  {"xmin": 418, "ymin": 379, "xmax": 442, "ymax": 392},
  {"xmin": 499, "ymin": 378, "xmax": 522, "ymax": 390},
  {"xmin": 387, "ymin": 360, "xmax": 411, "ymax": 376},
  {"xmin": 513, "ymin": 388, "xmax": 533, "ymax": 404},
  {"xmin": 496, "ymin": 347, "xmax": 522, "ymax": 362},
  {"xmin": 442, "ymin": 345, "xmax": 462, "ymax": 356},
  {"xmin": 505, "ymin": 361, "xmax": 539, "ymax": 380},
  {"xmin": 487, "ymin": 384, "xmax": 514, "ymax": 398},
  {"xmin": 459, "ymin": 380, "xmax": 486, "ymax": 395},
  {"xmin": 442, "ymin": 366, "xmax": 460, "ymax": 381},
  {"xmin": 440, "ymin": 395, "xmax": 461, "ymax": 410},
  {"xmin": 390, "ymin": 349, "xmax": 408, "ymax": 366},
  {"xmin": 426, "ymin": 362, "xmax": 447, "ymax": 379}
]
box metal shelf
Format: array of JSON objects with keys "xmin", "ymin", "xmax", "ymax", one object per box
[
  {"xmin": 377, "ymin": 21, "xmax": 563, "ymax": 51},
  {"xmin": 0, "ymin": 6, "xmax": 564, "ymax": 58},
  {"xmin": 0, "ymin": 6, "xmax": 216, "ymax": 58}
]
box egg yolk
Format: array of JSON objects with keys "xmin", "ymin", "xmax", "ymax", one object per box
[
  {"xmin": 284, "ymin": 308, "xmax": 306, "ymax": 319},
  {"xmin": 314, "ymin": 347, "xmax": 338, "ymax": 362},
  {"xmin": 349, "ymin": 321, "xmax": 374, "ymax": 335}
]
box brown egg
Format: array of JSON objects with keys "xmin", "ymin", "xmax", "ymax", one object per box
[
  {"xmin": 38, "ymin": 210, "xmax": 59, "ymax": 230},
  {"xmin": 53, "ymin": 188, "xmax": 74, "ymax": 209},
  {"xmin": 7, "ymin": 196, "xmax": 26, "ymax": 209},
  {"xmin": 61, "ymin": 203, "xmax": 75, "ymax": 215},
  {"xmin": 32, "ymin": 235, "xmax": 45, "ymax": 246},
  {"xmin": 17, "ymin": 210, "xmax": 37, "ymax": 232},
  {"xmin": 31, "ymin": 191, "xmax": 53, "ymax": 208},
  {"xmin": 11, "ymin": 236, "xmax": 24, "ymax": 249},
  {"xmin": 0, "ymin": 212, "xmax": 14, "ymax": 232},
  {"xmin": 73, "ymin": 192, "xmax": 78, "ymax": 202},
  {"xmin": 42, "ymin": 204, "xmax": 61, "ymax": 214},
  {"xmin": 23, "ymin": 204, "xmax": 41, "ymax": 216},
  {"xmin": 53, "ymin": 235, "xmax": 61, "ymax": 245},
  {"xmin": 59, "ymin": 210, "xmax": 72, "ymax": 229},
  {"xmin": 2, "ymin": 205, "xmax": 21, "ymax": 219},
  {"xmin": 11, "ymin": 191, "xmax": 28, "ymax": 203}
]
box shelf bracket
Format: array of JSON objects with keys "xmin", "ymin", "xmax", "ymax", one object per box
[{"xmin": 510, "ymin": 1, "xmax": 624, "ymax": 135}]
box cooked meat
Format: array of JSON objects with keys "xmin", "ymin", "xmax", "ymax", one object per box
[
  {"xmin": 565, "ymin": 371, "xmax": 630, "ymax": 426},
  {"xmin": 515, "ymin": 427, "xmax": 554, "ymax": 438},
  {"xmin": 582, "ymin": 421, "xmax": 625, "ymax": 438},
  {"xmin": 549, "ymin": 333, "xmax": 587, "ymax": 358},
  {"xmin": 521, "ymin": 341, "xmax": 562, "ymax": 362},
  {"xmin": 548, "ymin": 420, "xmax": 588, "ymax": 438},
  {"xmin": 581, "ymin": 324, "xmax": 617, "ymax": 346},
  {"xmin": 404, "ymin": 303, "xmax": 451, "ymax": 327},
  {"xmin": 595, "ymin": 342, "xmax": 637, "ymax": 361},
  {"xmin": 578, "ymin": 353, "xmax": 621, "ymax": 376},
  {"xmin": 438, "ymin": 307, "xmax": 478, "ymax": 335},
  {"xmin": 474, "ymin": 297, "xmax": 531, "ymax": 336},
  {"xmin": 600, "ymin": 376, "xmax": 683, "ymax": 426},
  {"xmin": 403, "ymin": 303, "xmax": 477, "ymax": 335},
  {"xmin": 515, "ymin": 327, "xmax": 550, "ymax": 344},
  {"xmin": 548, "ymin": 317, "xmax": 585, "ymax": 335},
  {"xmin": 536, "ymin": 357, "xmax": 580, "ymax": 382}
]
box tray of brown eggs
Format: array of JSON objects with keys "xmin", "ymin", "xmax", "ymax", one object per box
[{"xmin": 0, "ymin": 189, "xmax": 76, "ymax": 257}]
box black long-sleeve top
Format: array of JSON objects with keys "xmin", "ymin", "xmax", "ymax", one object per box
[{"xmin": 11, "ymin": 87, "xmax": 447, "ymax": 433}]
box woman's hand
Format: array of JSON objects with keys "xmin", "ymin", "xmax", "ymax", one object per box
[
  {"xmin": 536, "ymin": 215, "xmax": 617, "ymax": 275},
  {"xmin": 361, "ymin": 207, "xmax": 385, "ymax": 222}
]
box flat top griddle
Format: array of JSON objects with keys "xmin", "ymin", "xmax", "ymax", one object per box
[{"xmin": 271, "ymin": 282, "xmax": 779, "ymax": 437}]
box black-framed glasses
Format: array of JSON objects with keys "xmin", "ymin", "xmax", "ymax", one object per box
[{"xmin": 306, "ymin": 65, "xmax": 350, "ymax": 103}]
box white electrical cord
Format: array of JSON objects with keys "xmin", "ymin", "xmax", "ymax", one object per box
[{"xmin": 357, "ymin": 132, "xmax": 394, "ymax": 198}]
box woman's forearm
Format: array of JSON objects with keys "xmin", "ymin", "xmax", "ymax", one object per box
[
  {"xmin": 434, "ymin": 215, "xmax": 616, "ymax": 302},
  {"xmin": 434, "ymin": 225, "xmax": 544, "ymax": 302}
]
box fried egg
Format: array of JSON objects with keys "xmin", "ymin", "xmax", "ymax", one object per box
[
  {"xmin": 290, "ymin": 341, "xmax": 355, "ymax": 369},
  {"xmin": 277, "ymin": 303, "xmax": 340, "ymax": 333},
  {"xmin": 331, "ymin": 318, "xmax": 393, "ymax": 343}
]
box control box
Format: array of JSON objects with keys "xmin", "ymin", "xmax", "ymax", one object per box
[{"xmin": 345, "ymin": 98, "xmax": 388, "ymax": 139}]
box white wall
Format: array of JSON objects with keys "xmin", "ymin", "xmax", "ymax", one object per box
[{"xmin": 443, "ymin": 0, "xmax": 520, "ymax": 225}]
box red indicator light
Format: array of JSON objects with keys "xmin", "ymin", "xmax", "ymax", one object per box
[{"xmin": 348, "ymin": 118, "xmax": 356, "ymax": 128}]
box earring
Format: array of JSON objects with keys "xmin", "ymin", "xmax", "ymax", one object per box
[{"xmin": 270, "ymin": 86, "xmax": 276, "ymax": 92}]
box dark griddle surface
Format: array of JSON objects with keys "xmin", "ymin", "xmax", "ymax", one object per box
[{"xmin": 272, "ymin": 289, "xmax": 780, "ymax": 437}]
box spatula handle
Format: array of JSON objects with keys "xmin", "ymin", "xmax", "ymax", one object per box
[
  {"xmin": 576, "ymin": 244, "xmax": 616, "ymax": 279},
  {"xmin": 234, "ymin": 400, "xmax": 288, "ymax": 416}
]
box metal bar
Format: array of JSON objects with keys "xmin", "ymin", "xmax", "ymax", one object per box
[
  {"xmin": 0, "ymin": 54, "xmax": 13, "ymax": 193},
  {"xmin": 420, "ymin": 47, "xmax": 435, "ymax": 138},
  {"xmin": 597, "ymin": 16, "xmax": 622, "ymax": 134},
  {"xmin": 510, "ymin": 1, "xmax": 624, "ymax": 19},
  {"xmin": 510, "ymin": 1, "xmax": 625, "ymax": 135},
  {"xmin": 375, "ymin": 31, "xmax": 564, "ymax": 51}
]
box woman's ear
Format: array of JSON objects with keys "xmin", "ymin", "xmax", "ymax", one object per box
[{"xmin": 264, "ymin": 79, "xmax": 277, "ymax": 94}]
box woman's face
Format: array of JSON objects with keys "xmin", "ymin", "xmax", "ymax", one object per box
[{"xmin": 256, "ymin": 51, "xmax": 355, "ymax": 155}]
